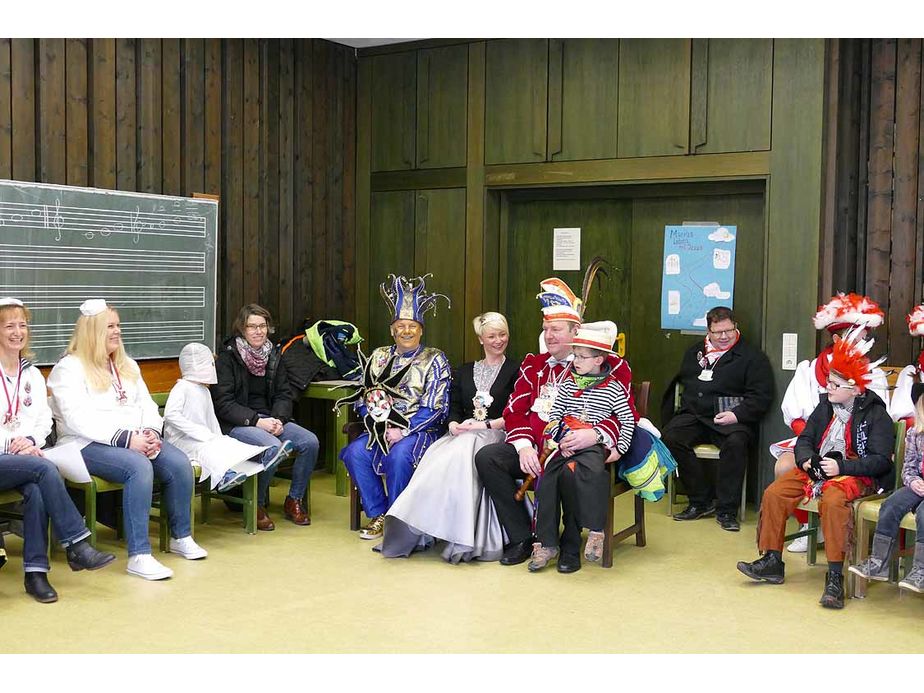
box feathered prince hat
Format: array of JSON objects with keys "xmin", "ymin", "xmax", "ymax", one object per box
[
  {"xmin": 813, "ymin": 292, "xmax": 884, "ymax": 333},
  {"xmin": 380, "ymin": 273, "xmax": 450, "ymax": 325}
]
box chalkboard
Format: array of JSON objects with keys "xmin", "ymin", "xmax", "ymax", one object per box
[{"xmin": 0, "ymin": 180, "xmax": 218, "ymax": 365}]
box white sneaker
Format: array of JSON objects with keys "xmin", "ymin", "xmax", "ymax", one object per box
[
  {"xmin": 786, "ymin": 534, "xmax": 808, "ymax": 553},
  {"xmin": 126, "ymin": 553, "xmax": 174, "ymax": 580},
  {"xmin": 169, "ymin": 536, "xmax": 208, "ymax": 560}
]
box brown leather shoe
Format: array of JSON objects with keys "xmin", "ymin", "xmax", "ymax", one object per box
[
  {"xmin": 284, "ymin": 496, "xmax": 311, "ymax": 526},
  {"xmin": 257, "ymin": 506, "xmax": 275, "ymax": 531}
]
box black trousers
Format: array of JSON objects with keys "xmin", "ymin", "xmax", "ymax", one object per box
[
  {"xmin": 475, "ymin": 442, "xmax": 533, "ymax": 545},
  {"xmin": 535, "ymin": 445, "xmax": 608, "ymax": 552},
  {"xmin": 661, "ymin": 413, "xmax": 750, "ymax": 515}
]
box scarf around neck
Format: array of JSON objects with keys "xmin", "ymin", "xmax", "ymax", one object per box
[
  {"xmin": 235, "ymin": 336, "xmax": 272, "ymax": 377},
  {"xmin": 819, "ymin": 399, "xmax": 855, "ymax": 459},
  {"xmin": 700, "ymin": 330, "xmax": 740, "ymax": 368}
]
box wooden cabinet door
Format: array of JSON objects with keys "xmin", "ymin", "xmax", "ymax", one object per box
[
  {"xmin": 370, "ymin": 52, "xmax": 416, "ymax": 172},
  {"xmin": 617, "ymin": 39, "xmax": 691, "ymax": 158},
  {"xmin": 549, "ymin": 39, "xmax": 620, "ymax": 162},
  {"xmin": 692, "ymin": 39, "xmax": 772, "ymax": 154},
  {"xmin": 484, "ymin": 39, "xmax": 549, "ymax": 165},
  {"xmin": 414, "ymin": 188, "xmax": 467, "ymax": 365},
  {"xmin": 417, "ymin": 45, "xmax": 468, "ymax": 169},
  {"xmin": 368, "ymin": 191, "xmax": 416, "ymax": 346}
]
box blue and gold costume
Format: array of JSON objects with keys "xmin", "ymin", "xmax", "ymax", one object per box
[{"xmin": 340, "ymin": 275, "xmax": 451, "ymax": 519}]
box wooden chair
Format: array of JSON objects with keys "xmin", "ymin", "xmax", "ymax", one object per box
[
  {"xmin": 601, "ymin": 381, "xmax": 650, "ymax": 568},
  {"xmin": 665, "ymin": 383, "xmax": 748, "ymax": 521}
]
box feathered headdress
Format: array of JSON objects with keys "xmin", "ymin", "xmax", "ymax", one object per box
[
  {"xmin": 829, "ymin": 326, "xmax": 885, "ymax": 393},
  {"xmin": 813, "ymin": 292, "xmax": 884, "ymax": 332},
  {"xmin": 907, "ymin": 304, "xmax": 924, "ymax": 337},
  {"xmin": 380, "ymin": 274, "xmax": 450, "ymax": 325}
]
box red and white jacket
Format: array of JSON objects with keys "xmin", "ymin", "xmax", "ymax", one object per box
[{"xmin": 503, "ymin": 352, "xmax": 637, "ymax": 451}]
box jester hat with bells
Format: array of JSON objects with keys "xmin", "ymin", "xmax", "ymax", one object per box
[{"xmin": 380, "ymin": 273, "xmax": 450, "ymax": 325}]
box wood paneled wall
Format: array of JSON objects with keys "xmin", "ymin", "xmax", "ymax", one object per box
[
  {"xmin": 822, "ymin": 38, "xmax": 924, "ymax": 365},
  {"xmin": 0, "ymin": 38, "xmax": 356, "ymax": 340}
]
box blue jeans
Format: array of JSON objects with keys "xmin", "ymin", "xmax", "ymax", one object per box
[
  {"xmin": 0, "ymin": 454, "xmax": 91, "ymax": 572},
  {"xmin": 228, "ymin": 422, "xmax": 319, "ymax": 508},
  {"xmin": 876, "ymin": 486, "xmax": 924, "ymax": 544},
  {"xmin": 81, "ymin": 441, "xmax": 194, "ymax": 556},
  {"xmin": 341, "ymin": 433, "xmax": 419, "ymax": 518}
]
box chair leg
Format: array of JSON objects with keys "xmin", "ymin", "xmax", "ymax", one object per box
[
  {"xmin": 807, "ymin": 512, "xmax": 819, "ymax": 566},
  {"xmin": 350, "ymin": 482, "xmax": 362, "ymax": 531},
  {"xmin": 634, "ymin": 494, "xmax": 647, "ymax": 547},
  {"xmin": 159, "ymin": 512, "xmax": 169, "ymax": 553},
  {"xmin": 666, "ymin": 474, "xmax": 675, "ymax": 517},
  {"xmin": 243, "ymin": 475, "xmax": 257, "ymax": 535},
  {"xmin": 854, "ymin": 516, "xmax": 871, "ymax": 598},
  {"xmin": 603, "ymin": 494, "xmax": 615, "ymax": 569},
  {"xmin": 739, "ymin": 468, "xmax": 747, "ymax": 523},
  {"xmin": 201, "ymin": 486, "xmax": 210, "ymax": 525},
  {"xmin": 302, "ymin": 477, "xmax": 311, "ymax": 517}
]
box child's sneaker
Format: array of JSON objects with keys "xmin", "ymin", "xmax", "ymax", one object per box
[
  {"xmin": 216, "ymin": 469, "xmax": 248, "ymax": 493},
  {"xmin": 584, "ymin": 531, "xmax": 605, "ymax": 562},
  {"xmin": 527, "ymin": 543, "xmax": 559, "ymax": 572},
  {"xmin": 262, "ymin": 439, "xmax": 295, "ymax": 470}
]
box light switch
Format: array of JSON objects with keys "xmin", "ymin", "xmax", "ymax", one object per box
[{"xmin": 782, "ymin": 333, "xmax": 798, "ymax": 371}]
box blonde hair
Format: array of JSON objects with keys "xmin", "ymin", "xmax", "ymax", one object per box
[
  {"xmin": 914, "ymin": 393, "xmax": 924, "ymax": 435},
  {"xmin": 0, "ymin": 304, "xmax": 34, "ymax": 361},
  {"xmin": 473, "ymin": 311, "xmax": 509, "ymax": 338},
  {"xmin": 66, "ymin": 306, "xmax": 139, "ymax": 391}
]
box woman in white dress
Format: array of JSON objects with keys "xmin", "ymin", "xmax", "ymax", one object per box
[
  {"xmin": 380, "ymin": 312, "xmax": 519, "ymax": 562},
  {"xmin": 163, "ymin": 343, "xmax": 266, "ymax": 493}
]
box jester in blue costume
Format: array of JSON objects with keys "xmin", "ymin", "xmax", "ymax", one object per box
[{"xmin": 340, "ymin": 274, "xmax": 452, "ymax": 540}]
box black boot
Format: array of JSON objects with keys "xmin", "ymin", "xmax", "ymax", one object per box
[
  {"xmin": 500, "ymin": 537, "xmax": 535, "ymax": 566},
  {"xmin": 736, "ymin": 551, "xmax": 785, "ymax": 584},
  {"xmin": 819, "ymin": 570, "xmax": 845, "ymax": 609},
  {"xmin": 848, "ymin": 533, "xmax": 894, "ymax": 582},
  {"xmin": 66, "ymin": 539, "xmax": 117, "ymax": 572},
  {"xmin": 24, "ymin": 572, "xmax": 58, "ymax": 603}
]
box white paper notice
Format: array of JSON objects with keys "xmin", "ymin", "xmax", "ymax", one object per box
[{"xmin": 553, "ymin": 228, "xmax": 581, "ymax": 271}]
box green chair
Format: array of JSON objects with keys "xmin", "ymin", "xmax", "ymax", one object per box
[{"xmin": 665, "ymin": 383, "xmax": 748, "ymax": 521}]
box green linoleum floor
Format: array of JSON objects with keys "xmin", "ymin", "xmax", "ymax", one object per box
[{"xmin": 1, "ymin": 472, "xmax": 923, "ymax": 653}]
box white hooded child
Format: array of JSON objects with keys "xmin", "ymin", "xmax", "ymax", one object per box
[{"xmin": 164, "ymin": 343, "xmax": 267, "ymax": 491}]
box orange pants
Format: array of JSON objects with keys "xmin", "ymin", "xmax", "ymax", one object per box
[{"xmin": 757, "ymin": 468, "xmax": 865, "ymax": 562}]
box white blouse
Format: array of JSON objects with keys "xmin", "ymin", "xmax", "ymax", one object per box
[
  {"xmin": 0, "ymin": 362, "xmax": 53, "ymax": 452},
  {"xmin": 47, "ymin": 354, "xmax": 162, "ymax": 449}
]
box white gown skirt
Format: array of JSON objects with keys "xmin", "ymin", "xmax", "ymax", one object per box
[{"xmin": 381, "ymin": 428, "xmax": 507, "ymax": 563}]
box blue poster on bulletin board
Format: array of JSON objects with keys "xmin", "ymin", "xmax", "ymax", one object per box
[{"xmin": 660, "ymin": 224, "xmax": 737, "ymax": 330}]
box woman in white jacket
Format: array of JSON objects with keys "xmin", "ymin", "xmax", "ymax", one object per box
[
  {"xmin": 0, "ymin": 298, "xmax": 115, "ymax": 602},
  {"xmin": 48, "ymin": 299, "xmax": 207, "ymax": 580},
  {"xmin": 164, "ymin": 343, "xmax": 265, "ymax": 492}
]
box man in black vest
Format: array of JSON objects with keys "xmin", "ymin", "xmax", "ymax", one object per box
[{"xmin": 661, "ymin": 306, "xmax": 774, "ymax": 532}]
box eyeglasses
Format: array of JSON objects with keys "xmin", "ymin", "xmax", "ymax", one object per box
[
  {"xmin": 245, "ymin": 323, "xmax": 268, "ymax": 332},
  {"xmin": 572, "ymin": 354, "xmax": 601, "ymax": 361},
  {"xmin": 708, "ymin": 328, "xmax": 736, "ymax": 337},
  {"xmin": 826, "ymin": 380, "xmax": 855, "ymax": 392}
]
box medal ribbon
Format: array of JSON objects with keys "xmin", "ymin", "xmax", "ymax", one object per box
[
  {"xmin": 109, "ymin": 358, "xmax": 128, "ymax": 403},
  {"xmin": 0, "ymin": 360, "xmax": 23, "ymax": 425}
]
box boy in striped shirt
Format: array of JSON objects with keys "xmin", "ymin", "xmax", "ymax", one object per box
[{"xmin": 529, "ymin": 321, "xmax": 636, "ymax": 573}]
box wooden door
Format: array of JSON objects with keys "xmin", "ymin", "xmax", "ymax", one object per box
[
  {"xmin": 484, "ymin": 39, "xmax": 549, "ymax": 165},
  {"xmin": 370, "ymin": 52, "xmax": 416, "ymax": 172},
  {"xmin": 617, "ymin": 39, "xmax": 691, "ymax": 158},
  {"xmin": 417, "ymin": 45, "xmax": 468, "ymax": 169},
  {"xmin": 550, "ymin": 39, "xmax": 620, "ymax": 162},
  {"xmin": 414, "ymin": 188, "xmax": 467, "ymax": 365},
  {"xmin": 628, "ymin": 189, "xmax": 766, "ymax": 424},
  {"xmin": 368, "ymin": 191, "xmax": 416, "ymax": 347},
  {"xmin": 501, "ymin": 196, "xmax": 633, "ymax": 362},
  {"xmin": 692, "ymin": 39, "xmax": 773, "ymax": 154}
]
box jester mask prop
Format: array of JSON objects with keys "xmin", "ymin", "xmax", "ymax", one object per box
[{"xmin": 333, "ymin": 347, "xmax": 415, "ymax": 454}]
